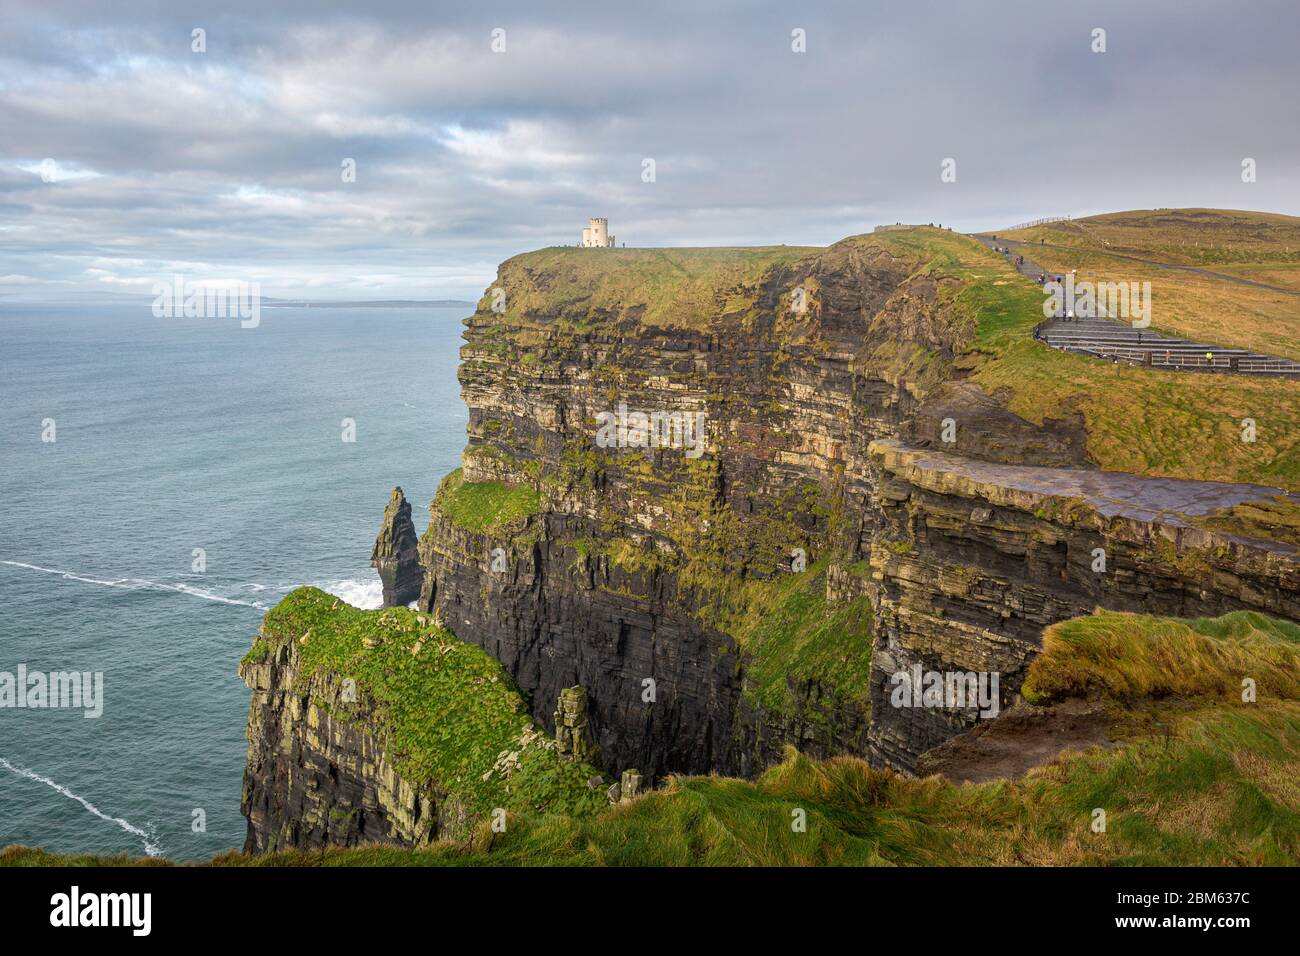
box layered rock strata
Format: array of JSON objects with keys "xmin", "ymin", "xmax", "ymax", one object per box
[
  {"xmin": 244, "ymin": 232, "xmax": 1300, "ymax": 855},
  {"xmin": 240, "ymin": 638, "xmax": 437, "ymax": 852},
  {"xmin": 371, "ymin": 486, "xmax": 422, "ymax": 607},
  {"xmin": 865, "ymin": 440, "xmax": 1300, "ymax": 770}
]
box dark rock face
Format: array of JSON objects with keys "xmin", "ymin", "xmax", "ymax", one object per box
[
  {"xmin": 371, "ymin": 486, "xmax": 422, "ymax": 607},
  {"xmin": 418, "ymin": 510, "xmax": 758, "ymax": 780},
  {"xmin": 912, "ymin": 383, "xmax": 1093, "ymax": 468},
  {"xmin": 240, "ymin": 639, "xmax": 438, "ymax": 852},
  {"xmin": 418, "ymin": 509, "xmax": 879, "ymax": 782},
  {"xmin": 409, "ymin": 242, "xmax": 1300, "ymax": 783}
]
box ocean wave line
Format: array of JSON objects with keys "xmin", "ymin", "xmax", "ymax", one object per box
[
  {"xmin": 1, "ymin": 561, "xmax": 270, "ymax": 610},
  {"xmin": 2, "ymin": 560, "xmax": 385, "ymax": 611},
  {"xmin": 0, "ymin": 756, "xmax": 162, "ymax": 857}
]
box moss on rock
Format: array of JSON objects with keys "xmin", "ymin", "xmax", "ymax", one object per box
[
  {"xmin": 432, "ymin": 468, "xmax": 541, "ymax": 534},
  {"xmin": 257, "ymin": 588, "xmax": 609, "ymax": 825}
]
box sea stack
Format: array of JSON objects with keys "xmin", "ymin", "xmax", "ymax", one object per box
[{"xmin": 371, "ymin": 486, "xmax": 422, "ymax": 607}]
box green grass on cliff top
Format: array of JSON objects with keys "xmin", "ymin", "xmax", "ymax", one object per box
[
  {"xmin": 433, "ymin": 468, "xmax": 541, "ymax": 533},
  {"xmin": 13, "ymin": 608, "xmax": 1297, "ymax": 867},
  {"xmin": 250, "ymin": 588, "xmax": 607, "ymax": 825},
  {"xmin": 482, "ymin": 244, "xmax": 821, "ymax": 331}
]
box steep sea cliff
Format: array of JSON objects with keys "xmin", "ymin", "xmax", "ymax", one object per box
[{"xmin": 240, "ymin": 229, "xmax": 1300, "ymax": 850}]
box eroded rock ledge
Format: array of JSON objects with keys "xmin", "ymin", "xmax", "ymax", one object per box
[
  {"xmin": 867, "ymin": 439, "xmax": 1300, "ymax": 770},
  {"xmin": 239, "ymin": 590, "xmax": 611, "ymax": 852},
  {"xmin": 240, "ymin": 638, "xmax": 437, "ymax": 851}
]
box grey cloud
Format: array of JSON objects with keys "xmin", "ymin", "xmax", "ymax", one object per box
[{"xmin": 1, "ymin": 0, "xmax": 1298, "ymax": 298}]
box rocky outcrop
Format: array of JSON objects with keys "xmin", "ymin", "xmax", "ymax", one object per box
[
  {"xmin": 240, "ymin": 636, "xmax": 437, "ymax": 852},
  {"xmin": 613, "ymin": 768, "xmax": 642, "ymax": 803},
  {"xmin": 371, "ymin": 486, "xmax": 422, "ymax": 607},
  {"xmin": 238, "ymin": 589, "xmax": 614, "ymax": 853},
  {"xmin": 865, "ymin": 439, "xmax": 1300, "ymax": 771},
  {"xmin": 554, "ymin": 686, "xmax": 601, "ymax": 763}
]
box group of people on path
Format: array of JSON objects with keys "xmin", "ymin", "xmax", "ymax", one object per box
[{"xmin": 988, "ymin": 236, "xmax": 1027, "ymax": 271}]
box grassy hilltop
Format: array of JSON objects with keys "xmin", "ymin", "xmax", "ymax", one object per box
[
  {"xmin": 1005, "ymin": 208, "xmax": 1300, "ymax": 270},
  {"xmin": 481, "ymin": 243, "xmax": 822, "ymax": 332},
  {"xmin": 878, "ymin": 223, "xmax": 1300, "ymax": 490},
  {"xmin": 1003, "ymin": 208, "xmax": 1300, "ymax": 360},
  {"xmin": 909, "ymin": 222, "xmax": 1300, "ymax": 494}
]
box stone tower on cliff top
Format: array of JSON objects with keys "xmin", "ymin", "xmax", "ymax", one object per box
[{"xmin": 580, "ymin": 217, "xmax": 615, "ymax": 247}]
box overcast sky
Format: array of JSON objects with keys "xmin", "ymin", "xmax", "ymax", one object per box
[{"xmin": 2, "ymin": 0, "xmax": 1298, "ymax": 300}]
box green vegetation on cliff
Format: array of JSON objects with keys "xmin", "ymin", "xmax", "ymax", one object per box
[
  {"xmin": 580, "ymin": 466, "xmax": 872, "ymax": 727},
  {"xmin": 483, "ymin": 244, "xmax": 820, "ymax": 332},
  {"xmin": 433, "ymin": 468, "xmax": 541, "ymax": 533},
  {"xmin": 724, "ymin": 561, "xmax": 873, "ymax": 718},
  {"xmin": 18, "ymin": 608, "xmax": 1296, "ymax": 867},
  {"xmin": 256, "ymin": 588, "xmax": 607, "ymax": 822}
]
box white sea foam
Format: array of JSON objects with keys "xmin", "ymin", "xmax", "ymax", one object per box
[
  {"xmin": 1, "ymin": 561, "xmax": 392, "ymax": 612},
  {"xmin": 167, "ymin": 582, "xmax": 268, "ymax": 609},
  {"xmin": 1, "ymin": 561, "xmax": 270, "ymax": 610},
  {"xmin": 317, "ymin": 577, "xmax": 385, "ymax": 610},
  {"xmin": 0, "ymin": 757, "xmax": 162, "ymax": 857},
  {"xmin": 1, "ymin": 561, "xmax": 133, "ymax": 590}
]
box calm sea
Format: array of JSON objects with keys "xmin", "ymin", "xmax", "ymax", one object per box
[{"xmin": 0, "ymin": 303, "xmax": 467, "ymax": 860}]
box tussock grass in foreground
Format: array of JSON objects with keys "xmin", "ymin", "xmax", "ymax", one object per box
[{"xmin": 1023, "ymin": 610, "xmax": 1300, "ymax": 704}]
